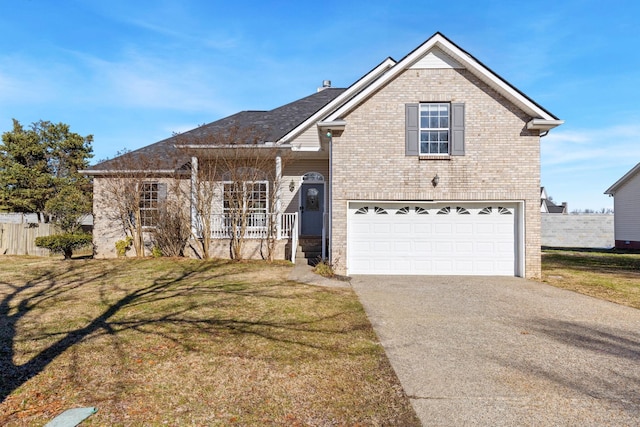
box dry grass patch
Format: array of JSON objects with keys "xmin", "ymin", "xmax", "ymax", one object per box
[
  {"xmin": 542, "ymin": 249, "xmax": 640, "ymax": 309},
  {"xmin": 0, "ymin": 257, "xmax": 419, "ymax": 426}
]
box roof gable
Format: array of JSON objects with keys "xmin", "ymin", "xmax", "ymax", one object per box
[
  {"xmin": 279, "ymin": 57, "xmax": 397, "ymax": 144},
  {"xmin": 409, "ymin": 47, "xmax": 463, "ymax": 69},
  {"xmin": 605, "ymin": 162, "xmax": 640, "ymax": 195},
  {"xmin": 324, "ymin": 32, "xmax": 562, "ymax": 128}
]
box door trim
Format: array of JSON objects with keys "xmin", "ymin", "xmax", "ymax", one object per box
[{"xmin": 298, "ymin": 172, "xmax": 326, "ymax": 237}]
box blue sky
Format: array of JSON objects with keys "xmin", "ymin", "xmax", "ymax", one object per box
[{"xmin": 1, "ymin": 0, "xmax": 639, "ymax": 210}]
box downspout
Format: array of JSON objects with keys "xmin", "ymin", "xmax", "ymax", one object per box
[{"xmin": 328, "ymin": 131, "xmax": 333, "ymax": 263}]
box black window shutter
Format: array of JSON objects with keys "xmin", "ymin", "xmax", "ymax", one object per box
[
  {"xmin": 451, "ymin": 103, "xmax": 465, "ymax": 156},
  {"xmin": 405, "ymin": 103, "xmax": 419, "ymax": 156}
]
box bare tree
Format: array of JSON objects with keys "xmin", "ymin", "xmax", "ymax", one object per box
[
  {"xmin": 95, "ymin": 149, "xmax": 186, "ymax": 257},
  {"xmin": 176, "ymin": 124, "xmax": 289, "ymax": 261}
]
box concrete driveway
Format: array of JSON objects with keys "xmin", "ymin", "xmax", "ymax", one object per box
[{"xmin": 350, "ymin": 275, "xmax": 640, "ymax": 426}]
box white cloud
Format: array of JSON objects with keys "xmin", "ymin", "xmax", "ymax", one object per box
[{"xmin": 542, "ymin": 123, "xmax": 640, "ymax": 168}]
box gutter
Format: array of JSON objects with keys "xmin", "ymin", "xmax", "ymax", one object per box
[
  {"xmin": 80, "ymin": 169, "xmax": 189, "ymax": 176},
  {"xmin": 526, "ymin": 119, "xmax": 564, "ymax": 131},
  {"xmin": 177, "ymin": 143, "xmax": 292, "ymax": 149}
]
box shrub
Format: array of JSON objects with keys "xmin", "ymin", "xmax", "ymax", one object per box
[
  {"xmin": 151, "ymin": 206, "xmax": 190, "ymax": 257},
  {"xmin": 313, "ymin": 259, "xmax": 335, "ymax": 278},
  {"xmin": 115, "ymin": 236, "xmax": 133, "ymax": 257},
  {"xmin": 35, "ymin": 233, "xmax": 93, "ymax": 260}
]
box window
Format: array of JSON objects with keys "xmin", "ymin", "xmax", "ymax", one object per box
[
  {"xmin": 354, "ymin": 207, "xmax": 369, "ymax": 215},
  {"xmin": 139, "ymin": 182, "xmax": 163, "ymax": 228},
  {"xmin": 223, "ymin": 181, "xmax": 269, "ymax": 227},
  {"xmin": 420, "ymin": 103, "xmax": 449, "ymax": 155},
  {"xmin": 406, "ymin": 102, "xmax": 464, "ymax": 156}
]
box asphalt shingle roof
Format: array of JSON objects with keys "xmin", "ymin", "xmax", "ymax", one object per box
[{"xmin": 86, "ymin": 88, "xmax": 346, "ymax": 172}]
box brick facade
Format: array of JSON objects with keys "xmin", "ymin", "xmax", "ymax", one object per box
[{"xmin": 330, "ymin": 68, "xmax": 542, "ymax": 278}]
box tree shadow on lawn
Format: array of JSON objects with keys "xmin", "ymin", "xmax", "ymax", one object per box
[{"xmin": 0, "ymin": 259, "xmax": 366, "ymax": 405}]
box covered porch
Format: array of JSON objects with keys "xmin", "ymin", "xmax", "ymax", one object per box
[{"xmin": 188, "ymin": 150, "xmax": 330, "ymax": 262}]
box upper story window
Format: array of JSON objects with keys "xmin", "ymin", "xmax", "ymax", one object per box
[
  {"xmin": 405, "ymin": 102, "xmax": 464, "ymax": 157},
  {"xmin": 420, "ymin": 103, "xmax": 449, "ymax": 155}
]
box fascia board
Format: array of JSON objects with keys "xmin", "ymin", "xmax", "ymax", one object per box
[
  {"xmin": 279, "ymin": 57, "xmax": 396, "ymax": 143},
  {"xmin": 604, "ymin": 162, "xmax": 640, "ymax": 195},
  {"xmin": 81, "ymin": 169, "xmax": 185, "ymax": 176},
  {"xmin": 325, "ymin": 33, "xmax": 560, "ymax": 122}
]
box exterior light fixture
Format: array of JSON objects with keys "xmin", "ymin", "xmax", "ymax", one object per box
[
  {"xmin": 289, "ymin": 180, "xmax": 295, "ymax": 192},
  {"xmin": 432, "ymin": 174, "xmax": 439, "ymax": 187},
  {"xmin": 326, "ymin": 130, "xmax": 332, "ymax": 138}
]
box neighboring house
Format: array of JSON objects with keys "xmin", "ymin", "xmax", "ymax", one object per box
[
  {"xmin": 84, "ymin": 32, "xmax": 563, "ymax": 278},
  {"xmin": 604, "ymin": 162, "xmax": 640, "ymax": 249},
  {"xmin": 540, "ymin": 187, "xmax": 568, "ymax": 214}
]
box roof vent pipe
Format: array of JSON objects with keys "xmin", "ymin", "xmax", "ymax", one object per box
[{"xmin": 317, "ymin": 80, "xmax": 332, "ymax": 92}]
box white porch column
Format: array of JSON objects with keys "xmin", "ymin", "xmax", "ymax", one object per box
[
  {"xmin": 190, "ymin": 156, "xmax": 199, "ymax": 237},
  {"xmin": 275, "ymin": 155, "xmax": 282, "ymax": 239}
]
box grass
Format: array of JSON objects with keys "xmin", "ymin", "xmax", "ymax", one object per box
[
  {"xmin": 0, "ymin": 257, "xmax": 419, "ymax": 426},
  {"xmin": 542, "ymin": 248, "xmax": 640, "ymax": 309}
]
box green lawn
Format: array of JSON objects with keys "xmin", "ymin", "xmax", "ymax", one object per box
[
  {"xmin": 0, "ymin": 257, "xmax": 419, "ymax": 426},
  {"xmin": 542, "ymin": 249, "xmax": 640, "ymax": 309}
]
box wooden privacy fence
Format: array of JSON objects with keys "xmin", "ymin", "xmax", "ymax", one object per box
[{"xmin": 0, "ymin": 222, "xmax": 54, "ymax": 256}]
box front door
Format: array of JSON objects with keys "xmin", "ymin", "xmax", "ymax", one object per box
[{"xmin": 301, "ymin": 183, "xmax": 324, "ymax": 236}]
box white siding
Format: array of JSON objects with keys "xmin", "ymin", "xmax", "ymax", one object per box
[
  {"xmin": 281, "ymin": 159, "xmax": 329, "ymax": 214},
  {"xmin": 291, "ymin": 127, "xmax": 321, "ymax": 151},
  {"xmin": 409, "ymin": 47, "xmax": 463, "ymax": 69},
  {"xmin": 614, "ymin": 172, "xmax": 640, "ymax": 241}
]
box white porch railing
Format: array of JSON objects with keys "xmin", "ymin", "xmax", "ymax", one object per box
[{"xmin": 210, "ymin": 212, "xmax": 298, "ymax": 240}]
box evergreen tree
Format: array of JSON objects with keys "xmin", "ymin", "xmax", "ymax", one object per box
[{"xmin": 0, "ymin": 119, "xmax": 93, "ymax": 223}]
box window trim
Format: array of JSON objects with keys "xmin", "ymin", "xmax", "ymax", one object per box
[
  {"xmin": 139, "ymin": 181, "xmax": 165, "ymax": 229},
  {"xmin": 406, "ymin": 102, "xmax": 465, "ymax": 158},
  {"xmin": 419, "ymin": 102, "xmax": 450, "ymax": 156},
  {"xmin": 222, "ymin": 180, "xmax": 270, "ymax": 228}
]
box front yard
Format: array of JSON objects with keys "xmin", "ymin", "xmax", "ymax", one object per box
[
  {"xmin": 542, "ymin": 249, "xmax": 640, "ymax": 309},
  {"xmin": 0, "ymin": 257, "xmax": 419, "ymax": 426}
]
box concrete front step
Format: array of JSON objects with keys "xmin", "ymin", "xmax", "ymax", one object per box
[{"xmin": 297, "ymin": 236, "xmax": 325, "ymax": 265}]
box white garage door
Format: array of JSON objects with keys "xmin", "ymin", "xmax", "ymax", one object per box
[{"xmin": 347, "ymin": 202, "xmax": 517, "ymax": 276}]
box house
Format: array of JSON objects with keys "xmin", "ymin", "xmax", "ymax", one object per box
[
  {"xmin": 604, "ymin": 162, "xmax": 640, "ymax": 249},
  {"xmin": 84, "ymin": 32, "xmax": 563, "ymax": 278},
  {"xmin": 540, "ymin": 187, "xmax": 568, "ymax": 214}
]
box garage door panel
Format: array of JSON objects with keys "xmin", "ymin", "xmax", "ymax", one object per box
[
  {"xmin": 414, "ymin": 241, "xmax": 432, "ymax": 252},
  {"xmin": 373, "ymin": 223, "xmax": 391, "ymax": 233},
  {"xmin": 348, "ymin": 202, "xmax": 516, "ymax": 276},
  {"xmin": 476, "ymin": 223, "xmax": 496, "ymax": 234},
  {"xmin": 495, "ymin": 223, "xmax": 514, "ymax": 233},
  {"xmin": 372, "ymin": 241, "xmax": 392, "ymax": 252},
  {"xmin": 352, "ymin": 223, "xmax": 372, "ymax": 234},
  {"xmin": 393, "ymin": 222, "xmax": 411, "ymax": 234},
  {"xmin": 394, "ymin": 241, "xmax": 412, "ymax": 252},
  {"xmin": 455, "ymin": 241, "xmax": 474, "ymax": 253},
  {"xmin": 435, "ymin": 260, "xmax": 454, "ymax": 274},
  {"xmin": 434, "ymin": 241, "xmax": 454, "ymax": 252},
  {"xmin": 414, "ymin": 223, "xmax": 432, "ymax": 234},
  {"xmin": 434, "ymin": 223, "xmax": 453, "ymax": 234},
  {"xmin": 455, "ymin": 260, "xmax": 474, "ymax": 274},
  {"xmin": 456, "ymin": 223, "xmax": 474, "ymax": 233}
]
